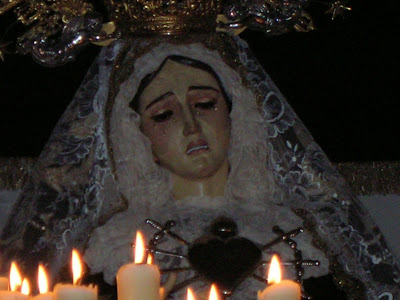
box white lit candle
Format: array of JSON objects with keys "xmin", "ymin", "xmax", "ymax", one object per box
[
  {"xmin": 32, "ymin": 265, "xmax": 54, "ymax": 300},
  {"xmin": 187, "ymin": 287, "xmax": 196, "ymax": 300},
  {"xmin": 116, "ymin": 231, "xmax": 161, "ymax": 300},
  {"xmin": 54, "ymin": 249, "xmax": 97, "ymax": 300},
  {"xmin": 257, "ymin": 255, "xmax": 301, "ymax": 300},
  {"xmin": 20, "ymin": 278, "xmax": 30, "ymax": 297},
  {"xmin": 0, "ymin": 290, "xmax": 29, "ymax": 300},
  {"xmin": 0, "ymin": 277, "xmax": 8, "ymax": 291},
  {"xmin": 0, "ymin": 262, "xmax": 29, "ymax": 300},
  {"xmin": 208, "ymin": 284, "xmax": 220, "ymax": 300}
]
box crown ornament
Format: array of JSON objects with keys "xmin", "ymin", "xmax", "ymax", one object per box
[
  {"xmin": 0, "ymin": 0, "xmax": 351, "ymax": 66},
  {"xmin": 106, "ymin": 0, "xmax": 223, "ymax": 35}
]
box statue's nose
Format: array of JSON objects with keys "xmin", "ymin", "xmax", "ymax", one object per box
[{"xmin": 183, "ymin": 110, "xmax": 201, "ymax": 136}]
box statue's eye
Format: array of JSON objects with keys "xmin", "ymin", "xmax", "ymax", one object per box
[
  {"xmin": 195, "ymin": 100, "xmax": 216, "ymax": 110},
  {"xmin": 151, "ymin": 110, "xmax": 173, "ymax": 122}
]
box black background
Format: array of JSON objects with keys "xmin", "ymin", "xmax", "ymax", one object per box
[{"xmin": 0, "ymin": 0, "xmax": 398, "ymax": 162}]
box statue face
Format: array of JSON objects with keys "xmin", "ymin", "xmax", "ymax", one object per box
[{"xmin": 138, "ymin": 59, "xmax": 231, "ymax": 180}]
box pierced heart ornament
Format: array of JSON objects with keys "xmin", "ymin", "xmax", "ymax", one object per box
[
  {"xmin": 144, "ymin": 217, "xmax": 320, "ymax": 298},
  {"xmin": 188, "ymin": 235, "xmax": 262, "ymax": 293}
]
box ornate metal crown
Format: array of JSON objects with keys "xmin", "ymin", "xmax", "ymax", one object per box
[
  {"xmin": 106, "ymin": 0, "xmax": 222, "ymax": 35},
  {"xmin": 0, "ymin": 0, "xmax": 351, "ymax": 65}
]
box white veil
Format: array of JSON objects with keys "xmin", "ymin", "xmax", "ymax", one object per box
[{"xmin": 1, "ymin": 34, "xmax": 398, "ymax": 299}]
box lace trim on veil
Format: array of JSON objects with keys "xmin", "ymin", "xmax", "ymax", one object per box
[
  {"xmin": 84, "ymin": 43, "xmax": 330, "ymax": 293},
  {"xmin": 1, "ymin": 35, "xmax": 398, "ymax": 299}
]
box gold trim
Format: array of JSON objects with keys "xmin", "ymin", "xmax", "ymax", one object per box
[
  {"xmin": 106, "ymin": 0, "xmax": 222, "ymax": 36},
  {"xmin": 0, "ymin": 157, "xmax": 36, "ymax": 191}
]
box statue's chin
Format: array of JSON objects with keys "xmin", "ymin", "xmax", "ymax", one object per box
[{"xmin": 166, "ymin": 152, "xmax": 229, "ymax": 180}]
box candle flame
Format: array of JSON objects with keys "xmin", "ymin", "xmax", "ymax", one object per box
[
  {"xmin": 267, "ymin": 255, "xmax": 282, "ymax": 284},
  {"xmin": 134, "ymin": 231, "xmax": 146, "ymax": 264},
  {"xmin": 21, "ymin": 278, "xmax": 30, "ymax": 295},
  {"xmin": 208, "ymin": 284, "xmax": 219, "ymax": 300},
  {"xmin": 72, "ymin": 249, "xmax": 83, "ymax": 285},
  {"xmin": 38, "ymin": 264, "xmax": 49, "ymax": 294},
  {"xmin": 187, "ymin": 287, "xmax": 196, "ymax": 300},
  {"xmin": 186, "ymin": 288, "xmax": 196, "ymax": 300},
  {"xmin": 147, "ymin": 253, "xmax": 153, "ymax": 265},
  {"xmin": 9, "ymin": 262, "xmax": 22, "ymax": 292}
]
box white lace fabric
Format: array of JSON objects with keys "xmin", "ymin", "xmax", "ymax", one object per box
[{"xmin": 0, "ymin": 34, "xmax": 398, "ymax": 299}]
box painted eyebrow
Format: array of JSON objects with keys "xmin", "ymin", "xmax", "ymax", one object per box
[
  {"xmin": 144, "ymin": 86, "xmax": 219, "ymax": 111},
  {"xmin": 144, "ymin": 91, "xmax": 174, "ymax": 111},
  {"xmin": 188, "ymin": 86, "xmax": 220, "ymax": 93}
]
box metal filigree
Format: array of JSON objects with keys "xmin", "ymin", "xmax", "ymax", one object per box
[
  {"xmin": 0, "ymin": 0, "xmax": 93, "ymax": 36},
  {"xmin": 217, "ymin": 0, "xmax": 315, "ymax": 35},
  {"xmin": 0, "ymin": 0, "xmax": 113, "ymax": 66},
  {"xmin": 105, "ymin": 0, "xmax": 223, "ymax": 35},
  {"xmin": 0, "ymin": 0, "xmax": 351, "ymax": 65},
  {"xmin": 325, "ymin": 0, "xmax": 352, "ymax": 20},
  {"xmin": 139, "ymin": 218, "xmax": 320, "ymax": 298}
]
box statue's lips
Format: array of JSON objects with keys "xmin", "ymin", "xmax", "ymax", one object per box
[{"xmin": 186, "ymin": 140, "xmax": 209, "ymax": 155}]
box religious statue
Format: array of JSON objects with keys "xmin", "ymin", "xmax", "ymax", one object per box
[{"xmin": 0, "ymin": 0, "xmax": 398, "ymax": 299}]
